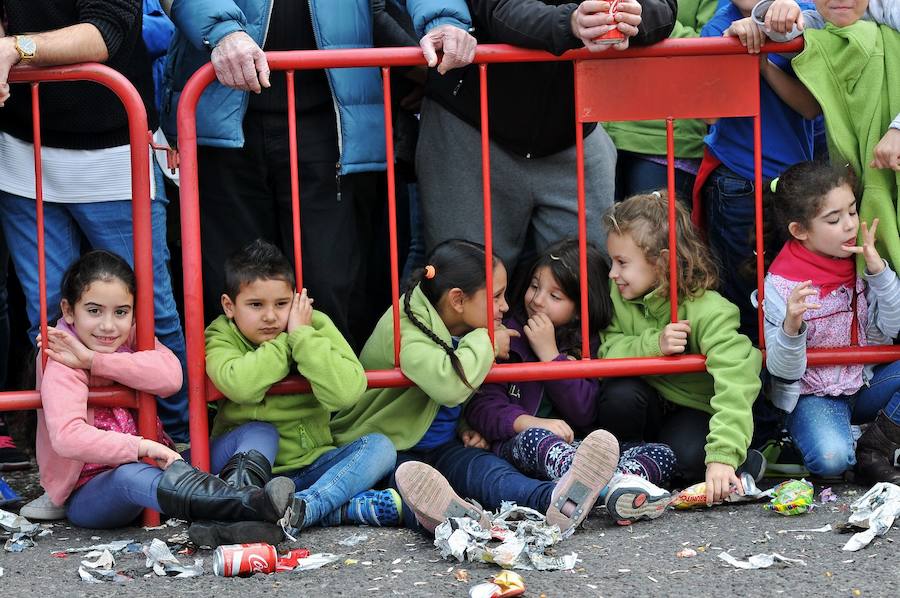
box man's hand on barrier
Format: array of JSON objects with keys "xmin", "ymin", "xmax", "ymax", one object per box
[
  {"xmin": 0, "ymin": 36, "xmax": 21, "ymax": 107},
  {"xmin": 211, "ymin": 31, "xmax": 271, "ymax": 93},
  {"xmin": 764, "ymin": 0, "xmax": 805, "ymax": 34},
  {"xmin": 571, "ymin": 0, "xmax": 642, "ymax": 53},
  {"xmin": 419, "ymin": 24, "xmax": 476, "ymax": 75},
  {"xmin": 870, "ymin": 128, "xmax": 900, "ymax": 172},
  {"xmin": 724, "ymin": 18, "xmax": 766, "ymax": 54}
]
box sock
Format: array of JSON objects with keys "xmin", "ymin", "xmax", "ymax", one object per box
[
  {"xmin": 340, "ymin": 489, "xmax": 403, "ymax": 527},
  {"xmin": 616, "ymin": 442, "xmax": 677, "ymax": 486},
  {"xmin": 501, "ymin": 427, "xmax": 575, "ymax": 480}
]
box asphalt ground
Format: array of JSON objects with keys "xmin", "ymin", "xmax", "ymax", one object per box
[{"xmin": 3, "ymin": 453, "xmax": 899, "ymax": 598}]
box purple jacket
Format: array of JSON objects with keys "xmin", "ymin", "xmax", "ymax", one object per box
[{"xmin": 465, "ymin": 316, "xmax": 600, "ymax": 451}]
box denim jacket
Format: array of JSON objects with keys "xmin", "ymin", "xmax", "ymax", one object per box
[{"xmin": 161, "ymin": 0, "xmax": 470, "ymax": 174}]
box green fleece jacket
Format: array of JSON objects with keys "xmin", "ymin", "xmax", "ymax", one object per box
[
  {"xmin": 331, "ymin": 284, "xmax": 495, "ymax": 450},
  {"xmin": 599, "ymin": 284, "xmax": 761, "ymax": 468},
  {"xmin": 601, "ymin": 0, "xmax": 717, "ymax": 159},
  {"xmin": 793, "ymin": 22, "xmax": 900, "ymax": 272},
  {"xmin": 206, "ymin": 312, "xmax": 366, "ymax": 473}
]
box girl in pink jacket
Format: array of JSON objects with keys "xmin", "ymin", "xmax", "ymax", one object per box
[{"xmin": 37, "ymin": 250, "xmax": 300, "ymax": 545}]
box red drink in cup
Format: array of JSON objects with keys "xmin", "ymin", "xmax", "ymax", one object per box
[{"xmin": 592, "ymin": 0, "xmax": 626, "ymax": 45}]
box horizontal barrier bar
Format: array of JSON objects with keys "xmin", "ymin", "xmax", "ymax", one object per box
[{"xmin": 0, "ymin": 387, "xmax": 140, "ymax": 412}]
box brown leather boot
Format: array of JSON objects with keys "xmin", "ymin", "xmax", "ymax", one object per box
[{"xmin": 855, "ymin": 412, "xmax": 900, "ymax": 485}]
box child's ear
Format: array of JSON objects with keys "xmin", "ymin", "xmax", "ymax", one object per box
[
  {"xmin": 60, "ymin": 299, "xmax": 75, "ymax": 324},
  {"xmin": 447, "ymin": 287, "xmax": 466, "ymax": 314},
  {"xmin": 221, "ymin": 294, "xmax": 236, "ymax": 318},
  {"xmin": 788, "ymin": 221, "xmax": 808, "ymax": 241}
]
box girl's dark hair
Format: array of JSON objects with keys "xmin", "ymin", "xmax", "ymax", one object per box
[
  {"xmin": 60, "ymin": 250, "xmax": 136, "ymax": 307},
  {"xmin": 403, "ymin": 239, "xmax": 500, "ymax": 389},
  {"xmin": 511, "ymin": 239, "xmax": 612, "ymax": 359},
  {"xmin": 759, "ymin": 160, "xmax": 858, "ymax": 270},
  {"xmin": 603, "ymin": 191, "xmax": 718, "ymax": 300}
]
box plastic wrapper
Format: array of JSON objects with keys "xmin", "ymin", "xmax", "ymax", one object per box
[
  {"xmin": 434, "ymin": 502, "xmax": 576, "ymax": 571},
  {"xmin": 717, "ymin": 552, "xmax": 807, "ymax": 569},
  {"xmin": 469, "ymin": 571, "xmax": 526, "ymax": 598},
  {"xmin": 671, "ymin": 472, "xmax": 768, "ymax": 509},
  {"xmin": 143, "ymin": 538, "xmax": 204, "ymax": 577},
  {"xmin": 842, "ymin": 482, "xmax": 900, "ymax": 551},
  {"xmin": 289, "ymin": 553, "xmax": 340, "ymax": 571},
  {"xmin": 764, "ymin": 479, "xmax": 814, "ymax": 516}
]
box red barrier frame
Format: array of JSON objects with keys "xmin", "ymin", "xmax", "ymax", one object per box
[
  {"xmin": 0, "ymin": 63, "xmax": 160, "ymax": 525},
  {"xmin": 177, "ymin": 39, "xmax": 900, "ymax": 472}
]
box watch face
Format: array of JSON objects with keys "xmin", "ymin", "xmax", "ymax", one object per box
[{"xmin": 19, "ymin": 36, "xmax": 36, "ymax": 55}]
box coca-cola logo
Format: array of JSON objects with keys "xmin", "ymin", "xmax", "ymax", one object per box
[{"xmin": 248, "ymin": 554, "xmax": 269, "ymax": 572}]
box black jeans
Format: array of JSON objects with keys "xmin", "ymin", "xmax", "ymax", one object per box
[{"xmin": 196, "ymin": 109, "xmax": 359, "ymax": 339}]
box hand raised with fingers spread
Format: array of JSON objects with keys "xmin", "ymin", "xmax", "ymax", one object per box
[
  {"xmin": 842, "ymin": 219, "xmax": 884, "ymax": 275},
  {"xmin": 419, "ymin": 25, "xmax": 476, "ymax": 75},
  {"xmin": 659, "ymin": 320, "xmax": 690, "ymax": 355},
  {"xmin": 783, "ymin": 280, "xmax": 820, "ymax": 336},
  {"xmin": 287, "ymin": 288, "xmax": 314, "ymax": 333},
  {"xmin": 211, "ymin": 31, "xmax": 271, "ymax": 93},
  {"xmin": 705, "ymin": 462, "xmax": 743, "ymax": 506}
]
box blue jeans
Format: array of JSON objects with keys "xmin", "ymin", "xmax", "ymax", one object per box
[
  {"xmin": 394, "ymin": 440, "xmax": 555, "ymax": 530},
  {"xmin": 285, "ymin": 433, "xmax": 396, "ymax": 528},
  {"xmin": 702, "ymin": 165, "xmax": 760, "ymax": 343},
  {"xmin": 0, "ymin": 165, "xmax": 190, "ymax": 442},
  {"xmin": 614, "ymin": 151, "xmax": 696, "ymax": 206},
  {"xmin": 788, "ymin": 361, "xmax": 900, "ymax": 478},
  {"xmin": 66, "ymin": 421, "xmax": 279, "ymax": 528}
]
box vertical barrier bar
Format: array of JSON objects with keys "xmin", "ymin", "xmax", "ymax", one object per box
[
  {"xmin": 381, "ymin": 67, "xmax": 402, "ymax": 367},
  {"xmin": 286, "ymin": 71, "xmax": 304, "ymax": 288},
  {"xmin": 753, "ymin": 116, "xmax": 765, "ymax": 348},
  {"xmin": 479, "ymin": 64, "xmax": 495, "ymax": 342},
  {"xmin": 666, "ymin": 118, "xmax": 678, "ymax": 323},
  {"xmin": 573, "ymin": 61, "xmax": 591, "ymax": 361},
  {"xmin": 31, "ymin": 84, "xmax": 49, "ymax": 369}
]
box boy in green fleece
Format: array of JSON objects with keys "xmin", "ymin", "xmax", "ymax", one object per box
[
  {"xmin": 596, "ymin": 193, "xmax": 764, "ymax": 505},
  {"xmin": 204, "ymin": 239, "xmax": 400, "ymax": 537}
]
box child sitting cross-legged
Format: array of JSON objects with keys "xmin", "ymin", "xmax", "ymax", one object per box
[{"xmin": 201, "ymin": 239, "xmax": 399, "ymax": 546}]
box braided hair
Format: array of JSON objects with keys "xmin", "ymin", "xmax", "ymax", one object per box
[{"xmin": 403, "ymin": 239, "xmax": 499, "ymax": 389}]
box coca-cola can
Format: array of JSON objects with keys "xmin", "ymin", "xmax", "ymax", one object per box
[
  {"xmin": 213, "ymin": 543, "xmax": 277, "ymax": 577},
  {"xmin": 592, "ymin": 0, "xmax": 626, "ymax": 45}
]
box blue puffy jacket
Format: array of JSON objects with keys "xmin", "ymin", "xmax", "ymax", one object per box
[{"xmin": 162, "ymin": 0, "xmax": 470, "ymax": 175}]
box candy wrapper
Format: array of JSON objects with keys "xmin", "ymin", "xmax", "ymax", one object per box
[
  {"xmin": 469, "ymin": 571, "xmax": 526, "ymax": 598},
  {"xmin": 764, "ymin": 479, "xmax": 814, "ymax": 516},
  {"xmin": 671, "ymin": 472, "xmax": 768, "ymax": 509},
  {"xmin": 434, "ymin": 502, "xmax": 576, "ymax": 571},
  {"xmin": 842, "ymin": 482, "xmax": 900, "ymax": 551}
]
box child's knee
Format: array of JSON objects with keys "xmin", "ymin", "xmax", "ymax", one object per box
[
  {"xmin": 361, "ymin": 433, "xmax": 397, "ymax": 471},
  {"xmin": 803, "ymin": 443, "xmax": 854, "ymax": 478},
  {"xmin": 240, "ymin": 421, "xmax": 281, "ymax": 458}
]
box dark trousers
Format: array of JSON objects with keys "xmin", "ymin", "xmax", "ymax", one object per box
[
  {"xmin": 197, "ymin": 109, "xmax": 359, "ymax": 339},
  {"xmin": 614, "ymin": 150, "xmax": 696, "ymax": 206}
]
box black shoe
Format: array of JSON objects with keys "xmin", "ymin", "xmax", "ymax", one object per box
[
  {"xmin": 0, "ymin": 418, "xmax": 30, "ymax": 471},
  {"xmin": 736, "ymin": 448, "xmax": 767, "ymax": 483},
  {"xmin": 157, "ymin": 460, "xmax": 301, "ymax": 525},
  {"xmin": 219, "ymin": 449, "xmax": 273, "ymax": 488}
]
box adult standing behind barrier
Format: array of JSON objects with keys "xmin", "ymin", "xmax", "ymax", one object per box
[
  {"xmin": 0, "ymin": 1, "xmax": 191, "ymax": 444},
  {"xmin": 161, "ymin": 0, "xmax": 477, "ymax": 341},
  {"xmin": 417, "ymin": 0, "xmax": 677, "ymax": 273}
]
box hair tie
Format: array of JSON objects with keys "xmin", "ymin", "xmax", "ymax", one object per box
[
  {"xmin": 424, "ymin": 265, "xmax": 436, "ymax": 279},
  {"xmin": 651, "ymin": 191, "xmax": 662, "ymax": 200},
  {"xmin": 770, "ymin": 177, "xmax": 779, "ymax": 193}
]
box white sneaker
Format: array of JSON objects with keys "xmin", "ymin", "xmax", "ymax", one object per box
[
  {"xmin": 19, "ymin": 492, "xmax": 65, "ymax": 521},
  {"xmin": 604, "ymin": 473, "xmax": 671, "ymax": 525}
]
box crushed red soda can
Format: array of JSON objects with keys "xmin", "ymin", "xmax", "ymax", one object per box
[
  {"xmin": 592, "ymin": 0, "xmax": 626, "ymax": 45},
  {"xmin": 213, "ymin": 543, "xmax": 312, "ymax": 577}
]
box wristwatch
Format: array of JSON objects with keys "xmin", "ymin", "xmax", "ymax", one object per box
[{"xmin": 14, "ymin": 35, "xmax": 36, "ymax": 64}]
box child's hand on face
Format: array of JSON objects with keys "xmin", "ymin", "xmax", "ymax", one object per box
[
  {"xmin": 523, "ymin": 313, "xmax": 561, "ymax": 362},
  {"xmin": 705, "ymin": 462, "xmax": 743, "ymax": 506},
  {"xmin": 842, "ymin": 219, "xmax": 884, "ymax": 275},
  {"xmin": 724, "ymin": 17, "xmax": 766, "ymax": 54},
  {"xmin": 493, "ymin": 326, "xmax": 521, "ymax": 360},
  {"xmin": 659, "ymin": 320, "xmax": 690, "ymax": 355},
  {"xmin": 783, "ymin": 280, "xmax": 821, "ymax": 336},
  {"xmin": 459, "ymin": 429, "xmax": 489, "ymax": 450},
  {"xmin": 763, "ymin": 0, "xmax": 804, "ymax": 34},
  {"xmin": 43, "ymin": 329, "xmax": 95, "ymax": 370},
  {"xmin": 287, "ymin": 288, "xmax": 314, "ymax": 333},
  {"xmin": 139, "ymin": 438, "xmax": 183, "ymax": 469}
]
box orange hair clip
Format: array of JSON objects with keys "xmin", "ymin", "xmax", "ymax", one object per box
[{"xmin": 424, "ymin": 265, "xmax": 436, "ymax": 279}]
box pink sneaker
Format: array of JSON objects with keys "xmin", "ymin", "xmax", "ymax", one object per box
[{"xmin": 395, "ymin": 461, "xmax": 490, "ymax": 534}]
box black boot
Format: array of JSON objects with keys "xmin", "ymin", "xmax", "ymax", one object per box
[
  {"xmin": 158, "ymin": 460, "xmax": 301, "ymax": 525},
  {"xmin": 856, "ymin": 412, "xmax": 900, "ymax": 485},
  {"xmin": 187, "ymin": 452, "xmax": 302, "ymax": 548}
]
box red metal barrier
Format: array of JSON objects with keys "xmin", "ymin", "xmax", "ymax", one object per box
[
  {"xmin": 0, "ymin": 63, "xmax": 160, "ymax": 525},
  {"xmin": 177, "ymin": 39, "xmax": 900, "ymax": 472}
]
